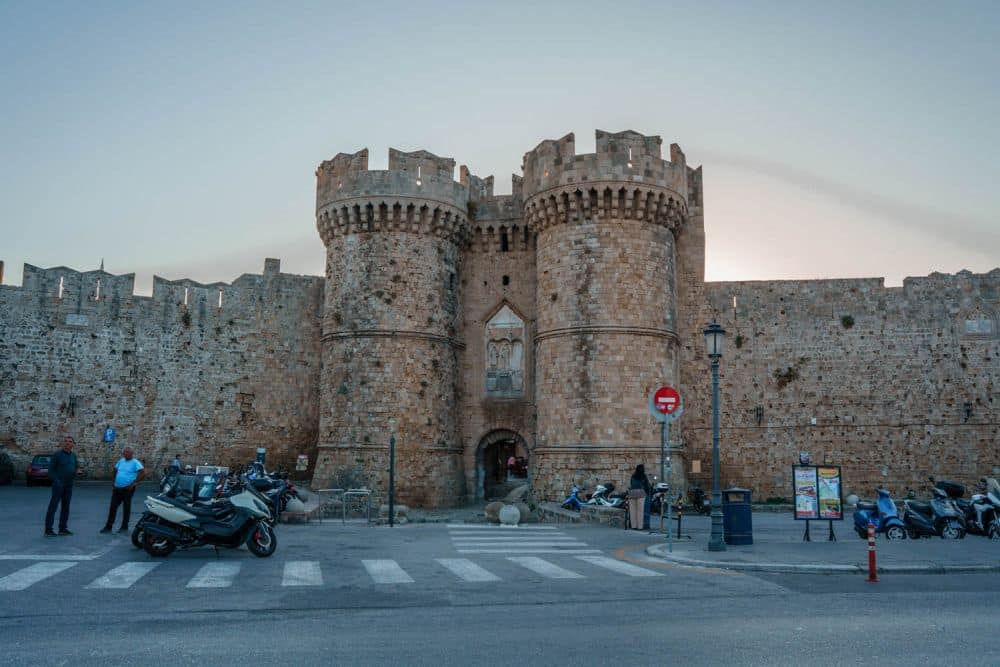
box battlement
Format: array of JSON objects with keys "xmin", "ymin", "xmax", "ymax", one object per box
[
  {"xmin": 4, "ymin": 260, "xmax": 322, "ymax": 322},
  {"xmin": 316, "ymin": 147, "xmax": 472, "ymax": 215},
  {"xmin": 521, "ymin": 130, "xmax": 691, "ymax": 204}
]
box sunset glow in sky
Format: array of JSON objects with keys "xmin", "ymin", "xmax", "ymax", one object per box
[{"xmin": 2, "ymin": 1, "xmax": 997, "ymax": 293}]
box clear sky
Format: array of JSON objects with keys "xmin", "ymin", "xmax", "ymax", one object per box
[{"xmin": 2, "ymin": 1, "xmax": 997, "ymax": 294}]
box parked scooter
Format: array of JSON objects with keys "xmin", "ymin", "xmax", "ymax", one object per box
[
  {"xmin": 561, "ymin": 484, "xmax": 586, "ymax": 511},
  {"xmin": 139, "ymin": 474, "xmax": 277, "ymax": 558},
  {"xmin": 587, "ymin": 482, "xmax": 625, "ymax": 508},
  {"xmin": 650, "ymin": 482, "xmax": 671, "ymax": 515},
  {"xmin": 688, "ymin": 484, "xmax": 710, "ymax": 515},
  {"xmin": 852, "ymin": 488, "xmax": 906, "ymax": 540},
  {"xmin": 959, "ymin": 477, "xmax": 1000, "ymax": 538},
  {"xmin": 902, "ymin": 483, "xmax": 965, "ymax": 539}
]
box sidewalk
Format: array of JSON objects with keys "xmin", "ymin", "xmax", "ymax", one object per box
[{"xmin": 644, "ymin": 516, "xmax": 1000, "ymax": 574}]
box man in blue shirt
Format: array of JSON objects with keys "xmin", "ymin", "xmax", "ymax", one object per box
[
  {"xmin": 44, "ymin": 435, "xmax": 79, "ymax": 536},
  {"xmin": 100, "ymin": 446, "xmax": 145, "ymax": 533}
]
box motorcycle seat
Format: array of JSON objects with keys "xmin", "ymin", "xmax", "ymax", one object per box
[
  {"xmin": 164, "ymin": 497, "xmax": 232, "ymax": 517},
  {"xmin": 906, "ymin": 500, "xmax": 932, "ymax": 515},
  {"xmin": 856, "ymin": 502, "xmax": 877, "ymax": 511}
]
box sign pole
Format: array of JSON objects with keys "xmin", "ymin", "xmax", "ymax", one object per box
[
  {"xmin": 665, "ymin": 419, "xmax": 673, "ymax": 553},
  {"xmin": 388, "ymin": 435, "xmax": 396, "ymax": 528},
  {"xmin": 659, "ymin": 422, "xmax": 665, "ymax": 490}
]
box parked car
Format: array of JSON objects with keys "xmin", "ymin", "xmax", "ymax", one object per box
[{"xmin": 26, "ymin": 455, "xmax": 51, "ymax": 486}]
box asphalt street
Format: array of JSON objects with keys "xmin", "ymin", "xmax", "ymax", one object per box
[{"xmin": 1, "ymin": 484, "xmax": 999, "ymax": 666}]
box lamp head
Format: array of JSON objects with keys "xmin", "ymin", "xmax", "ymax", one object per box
[{"xmin": 703, "ymin": 321, "xmax": 726, "ymax": 358}]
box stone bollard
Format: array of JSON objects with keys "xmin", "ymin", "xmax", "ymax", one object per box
[
  {"xmin": 485, "ymin": 501, "xmax": 504, "ymax": 524},
  {"xmin": 499, "ymin": 504, "xmax": 521, "ymax": 525}
]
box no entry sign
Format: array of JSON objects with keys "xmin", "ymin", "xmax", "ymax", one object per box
[{"xmin": 649, "ymin": 386, "xmax": 683, "ymax": 423}]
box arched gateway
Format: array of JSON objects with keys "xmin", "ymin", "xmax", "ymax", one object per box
[{"xmin": 475, "ymin": 429, "xmax": 529, "ymax": 501}]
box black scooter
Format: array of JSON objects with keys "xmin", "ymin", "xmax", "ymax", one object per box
[{"xmin": 902, "ymin": 485, "xmax": 965, "ymax": 539}]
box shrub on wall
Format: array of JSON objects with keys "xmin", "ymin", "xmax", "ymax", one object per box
[{"xmin": 841, "ymin": 314, "xmax": 855, "ymax": 329}]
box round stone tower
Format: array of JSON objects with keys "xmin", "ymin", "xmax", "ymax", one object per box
[
  {"xmin": 522, "ymin": 130, "xmax": 689, "ymax": 499},
  {"xmin": 313, "ymin": 147, "xmax": 471, "ymax": 507}
]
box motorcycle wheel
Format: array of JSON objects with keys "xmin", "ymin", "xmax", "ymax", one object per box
[
  {"xmin": 989, "ymin": 522, "xmax": 1000, "ymax": 540},
  {"xmin": 940, "ymin": 519, "xmax": 964, "ymax": 540},
  {"xmin": 131, "ymin": 523, "xmax": 144, "ymax": 549},
  {"xmin": 884, "ymin": 525, "xmax": 906, "ymax": 540},
  {"xmin": 855, "ymin": 527, "xmax": 868, "ymax": 539},
  {"xmin": 142, "ymin": 533, "xmax": 176, "ymax": 557},
  {"xmin": 246, "ymin": 523, "xmax": 277, "ymax": 558}
]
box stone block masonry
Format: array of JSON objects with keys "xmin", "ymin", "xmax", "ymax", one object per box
[
  {"xmin": 0, "ymin": 259, "xmax": 323, "ymax": 479},
  {"xmin": 3, "ymin": 129, "xmax": 997, "ymax": 508}
]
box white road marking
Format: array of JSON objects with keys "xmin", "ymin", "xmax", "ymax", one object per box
[
  {"xmin": 86, "ymin": 562, "xmax": 161, "ymax": 589},
  {"xmin": 282, "ymin": 561, "xmax": 323, "ymax": 587},
  {"xmin": 450, "ymin": 536, "xmax": 581, "ymax": 541},
  {"xmin": 0, "ymin": 562, "xmax": 77, "ymax": 591},
  {"xmin": 461, "ymin": 548, "xmax": 602, "ymax": 554},
  {"xmin": 507, "ymin": 556, "xmax": 584, "ymax": 579},
  {"xmin": 574, "ymin": 555, "xmax": 663, "ymax": 577},
  {"xmin": 186, "ymin": 562, "xmax": 242, "ymax": 588},
  {"xmin": 435, "ymin": 558, "xmax": 501, "ymax": 582},
  {"xmin": 447, "ymin": 525, "xmax": 558, "ymax": 530},
  {"xmin": 0, "ymin": 540, "xmax": 122, "ymax": 561},
  {"xmin": 362, "ymin": 559, "xmax": 414, "ymax": 584},
  {"xmin": 452, "ymin": 542, "xmax": 589, "ymax": 548}
]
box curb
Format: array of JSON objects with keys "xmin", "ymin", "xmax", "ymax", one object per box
[{"xmin": 645, "ymin": 544, "xmax": 1000, "ymax": 575}]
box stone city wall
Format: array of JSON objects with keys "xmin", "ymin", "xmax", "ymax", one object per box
[
  {"xmin": 0, "ymin": 259, "xmax": 324, "ymax": 480},
  {"xmin": 679, "ymin": 271, "xmax": 1000, "ymax": 502}
]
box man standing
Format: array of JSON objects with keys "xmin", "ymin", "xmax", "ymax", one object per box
[
  {"xmin": 170, "ymin": 453, "xmax": 182, "ymax": 472},
  {"xmin": 44, "ymin": 435, "xmax": 79, "ymax": 536},
  {"xmin": 100, "ymin": 446, "xmax": 145, "ymax": 534}
]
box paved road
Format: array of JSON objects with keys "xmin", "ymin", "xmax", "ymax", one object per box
[{"xmin": 2, "ymin": 484, "xmax": 999, "ymax": 665}]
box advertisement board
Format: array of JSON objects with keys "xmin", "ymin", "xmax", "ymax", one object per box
[
  {"xmin": 792, "ymin": 465, "xmax": 843, "ymax": 521},
  {"xmin": 793, "ymin": 465, "xmax": 819, "ymax": 519},
  {"xmin": 817, "ymin": 466, "xmax": 843, "ymax": 520}
]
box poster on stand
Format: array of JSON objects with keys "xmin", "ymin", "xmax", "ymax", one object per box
[
  {"xmin": 793, "ymin": 465, "xmax": 819, "ymax": 520},
  {"xmin": 817, "ymin": 466, "xmax": 843, "ymax": 520}
]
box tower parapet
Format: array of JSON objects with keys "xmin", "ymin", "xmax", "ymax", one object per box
[
  {"xmin": 521, "ymin": 130, "xmax": 688, "ymax": 232},
  {"xmin": 316, "ymin": 148, "xmax": 471, "ymax": 246}
]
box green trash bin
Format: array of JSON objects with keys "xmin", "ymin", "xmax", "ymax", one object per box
[{"xmin": 722, "ymin": 487, "xmax": 753, "ymax": 545}]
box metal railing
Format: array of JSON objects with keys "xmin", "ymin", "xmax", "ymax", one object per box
[{"xmin": 317, "ymin": 487, "xmax": 372, "ymax": 524}]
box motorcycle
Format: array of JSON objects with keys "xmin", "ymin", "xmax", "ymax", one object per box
[
  {"xmin": 957, "ymin": 477, "xmax": 1000, "ymax": 538},
  {"xmin": 902, "ymin": 484, "xmax": 965, "ymax": 539},
  {"xmin": 139, "ymin": 474, "xmax": 277, "ymax": 558},
  {"xmin": 650, "ymin": 482, "xmax": 671, "ymax": 515},
  {"xmin": 131, "ymin": 470, "xmax": 228, "ymax": 549},
  {"xmin": 688, "ymin": 484, "xmax": 710, "ymax": 515},
  {"xmin": 561, "ymin": 484, "xmax": 586, "ymax": 511},
  {"xmin": 852, "ymin": 488, "xmax": 906, "ymax": 540},
  {"xmin": 587, "ymin": 482, "xmax": 625, "ymax": 508}
]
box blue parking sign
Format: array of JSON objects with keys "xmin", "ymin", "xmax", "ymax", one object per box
[{"xmin": 103, "ymin": 427, "xmax": 115, "ymax": 443}]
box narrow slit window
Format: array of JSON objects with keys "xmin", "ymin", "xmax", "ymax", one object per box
[
  {"xmin": 502, "ymin": 275, "xmax": 510, "ymax": 286},
  {"xmin": 627, "ymin": 147, "xmax": 633, "ymax": 168},
  {"xmin": 183, "ymin": 287, "xmax": 189, "ymax": 306},
  {"xmin": 218, "ymin": 289, "xmax": 223, "ymax": 309},
  {"xmin": 94, "ymin": 278, "xmax": 101, "ymax": 301},
  {"xmin": 500, "ymin": 230, "xmax": 509, "ymax": 252},
  {"xmin": 58, "ymin": 276, "xmax": 64, "ymax": 299},
  {"xmin": 416, "ymin": 165, "xmax": 422, "ymax": 187}
]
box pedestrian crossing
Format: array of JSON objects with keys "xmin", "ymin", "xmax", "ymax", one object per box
[
  {"xmin": 0, "ymin": 554, "xmax": 661, "ymax": 592},
  {"xmin": 447, "ymin": 524, "xmax": 601, "ymax": 554}
]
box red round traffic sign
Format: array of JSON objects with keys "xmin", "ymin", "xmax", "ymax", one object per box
[{"xmin": 653, "ymin": 386, "xmax": 681, "ymax": 415}]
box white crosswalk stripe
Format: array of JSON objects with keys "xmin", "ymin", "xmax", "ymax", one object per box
[
  {"xmin": 574, "ymin": 555, "xmax": 662, "ymax": 577},
  {"xmin": 507, "ymin": 556, "xmax": 584, "ymax": 579},
  {"xmin": 362, "ymin": 559, "xmax": 414, "ymax": 584},
  {"xmin": 448, "ymin": 525, "xmax": 594, "ymax": 554},
  {"xmin": 186, "ymin": 562, "xmax": 242, "ymax": 588},
  {"xmin": 435, "ymin": 558, "xmax": 501, "ymax": 582},
  {"xmin": 86, "ymin": 562, "xmax": 160, "ymax": 589},
  {"xmin": 282, "ymin": 561, "xmax": 323, "ymax": 587},
  {"xmin": 0, "ymin": 562, "xmax": 77, "ymax": 591}
]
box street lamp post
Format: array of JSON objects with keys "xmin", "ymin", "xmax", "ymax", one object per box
[{"xmin": 704, "ymin": 321, "xmax": 726, "ymax": 552}]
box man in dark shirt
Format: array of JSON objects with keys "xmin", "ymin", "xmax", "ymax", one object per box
[{"xmin": 45, "ymin": 435, "xmax": 79, "ymax": 536}]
